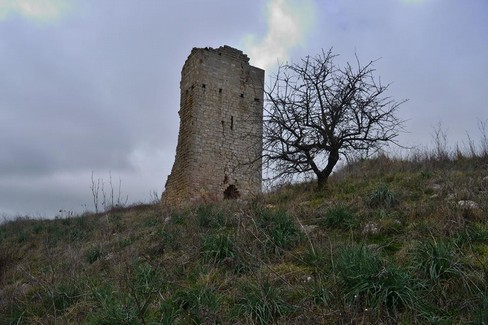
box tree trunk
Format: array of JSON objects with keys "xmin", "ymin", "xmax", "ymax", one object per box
[
  {"xmin": 317, "ymin": 173, "xmax": 328, "ymax": 190},
  {"xmin": 316, "ymin": 149, "xmax": 339, "ymax": 190}
]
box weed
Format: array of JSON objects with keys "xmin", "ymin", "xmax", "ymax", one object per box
[
  {"xmin": 310, "ymin": 279, "xmax": 331, "ymax": 306},
  {"xmin": 32, "ymin": 223, "xmax": 44, "ymax": 234},
  {"xmin": 201, "ymin": 232, "xmax": 235, "ymax": 265},
  {"xmin": 369, "ymin": 184, "xmax": 398, "ymax": 208},
  {"xmin": 411, "ymin": 238, "xmax": 482, "ymax": 316},
  {"xmin": 125, "ymin": 262, "xmax": 164, "ymax": 323},
  {"xmin": 420, "ymin": 170, "xmax": 433, "ymax": 179},
  {"xmin": 50, "ymin": 282, "xmax": 82, "ymax": 313},
  {"xmin": 173, "ymin": 284, "xmax": 221, "ymax": 323},
  {"xmin": 144, "ymin": 217, "xmax": 158, "ymax": 227},
  {"xmin": 320, "ymin": 203, "xmax": 356, "ymax": 229},
  {"xmin": 88, "ymin": 262, "xmax": 164, "ymax": 324},
  {"xmin": 68, "ymin": 228, "xmax": 87, "ymax": 243},
  {"xmin": 302, "ymin": 245, "xmax": 329, "ymax": 270},
  {"xmin": 159, "ymin": 228, "xmax": 180, "ymax": 251},
  {"xmin": 473, "ymin": 292, "xmax": 488, "ymax": 325},
  {"xmin": 169, "ymin": 211, "xmax": 185, "ymax": 225},
  {"xmin": 88, "ymin": 284, "xmax": 139, "ymax": 324},
  {"xmin": 85, "ymin": 246, "xmax": 104, "ymax": 264},
  {"xmin": 413, "ymin": 239, "xmax": 463, "ymax": 283},
  {"xmin": 158, "ymin": 299, "xmax": 179, "ymax": 325},
  {"xmin": 336, "ymin": 244, "xmax": 419, "ymax": 314},
  {"xmin": 236, "ymin": 280, "xmax": 292, "ymax": 324},
  {"xmin": 259, "ymin": 210, "xmax": 302, "ymax": 254},
  {"xmin": 16, "ymin": 230, "xmax": 29, "ymax": 243},
  {"xmin": 45, "ymin": 223, "xmax": 66, "ymax": 247},
  {"xmin": 457, "ymin": 223, "xmax": 488, "ymax": 247},
  {"xmin": 0, "ymin": 250, "xmax": 13, "ymax": 286},
  {"xmin": 196, "ymin": 204, "xmax": 224, "ymax": 228}
]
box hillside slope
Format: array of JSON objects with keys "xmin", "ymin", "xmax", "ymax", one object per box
[{"xmin": 1, "ymin": 155, "xmax": 488, "ymax": 324}]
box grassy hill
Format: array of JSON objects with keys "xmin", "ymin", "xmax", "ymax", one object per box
[{"xmin": 1, "ymin": 154, "xmax": 488, "ymax": 324}]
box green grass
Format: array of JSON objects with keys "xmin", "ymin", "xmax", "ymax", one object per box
[
  {"xmin": 235, "ymin": 280, "xmax": 292, "ymax": 324},
  {"xmin": 336, "ymin": 244, "xmax": 419, "ymax": 315},
  {"xmin": 369, "ymin": 184, "xmax": 398, "ymax": 208},
  {"xmin": 1, "ymin": 154, "xmax": 487, "ymax": 323},
  {"xmin": 201, "ymin": 232, "xmax": 236, "ymax": 265},
  {"xmin": 258, "ymin": 209, "xmax": 302, "ymax": 255},
  {"xmin": 320, "ymin": 203, "xmax": 357, "ymax": 229}
]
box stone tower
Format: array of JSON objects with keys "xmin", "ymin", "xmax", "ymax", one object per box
[{"xmin": 162, "ymin": 45, "xmax": 264, "ymax": 209}]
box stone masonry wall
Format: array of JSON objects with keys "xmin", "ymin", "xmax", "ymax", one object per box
[{"xmin": 162, "ymin": 45, "xmax": 264, "ymax": 209}]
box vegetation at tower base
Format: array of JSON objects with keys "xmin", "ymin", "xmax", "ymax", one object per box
[
  {"xmin": 264, "ymin": 48, "xmax": 406, "ymax": 189},
  {"xmin": 2, "ymin": 152, "xmax": 488, "ymax": 323}
]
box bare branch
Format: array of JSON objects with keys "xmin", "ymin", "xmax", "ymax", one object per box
[{"xmin": 263, "ymin": 48, "xmax": 406, "ymax": 188}]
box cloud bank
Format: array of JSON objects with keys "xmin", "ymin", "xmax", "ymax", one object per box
[{"xmin": 243, "ymin": 0, "xmax": 316, "ymax": 70}]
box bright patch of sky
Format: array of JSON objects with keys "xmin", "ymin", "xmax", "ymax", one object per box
[
  {"xmin": 243, "ymin": 0, "xmax": 316, "ymax": 70},
  {"xmin": 0, "ymin": 0, "xmax": 71, "ymax": 22}
]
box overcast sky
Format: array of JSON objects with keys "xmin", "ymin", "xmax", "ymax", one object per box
[{"xmin": 1, "ymin": 0, "xmax": 487, "ymax": 218}]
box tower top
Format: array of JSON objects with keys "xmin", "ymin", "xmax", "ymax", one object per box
[{"xmin": 188, "ymin": 45, "xmax": 250, "ymax": 63}]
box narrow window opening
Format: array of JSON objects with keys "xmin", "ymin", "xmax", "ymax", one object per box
[
  {"xmin": 240, "ymin": 94, "xmax": 244, "ymax": 98},
  {"xmin": 219, "ymin": 88, "xmax": 222, "ymax": 93},
  {"xmin": 230, "ymin": 116, "xmax": 234, "ymax": 130},
  {"xmin": 202, "ymin": 84, "xmax": 206, "ymax": 88},
  {"xmin": 254, "ymin": 98, "xmax": 260, "ymax": 102}
]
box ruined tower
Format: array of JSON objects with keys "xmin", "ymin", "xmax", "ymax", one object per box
[{"xmin": 162, "ymin": 45, "xmax": 264, "ymax": 209}]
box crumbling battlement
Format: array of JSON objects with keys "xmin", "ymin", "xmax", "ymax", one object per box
[{"xmin": 162, "ymin": 45, "xmax": 264, "ymax": 209}]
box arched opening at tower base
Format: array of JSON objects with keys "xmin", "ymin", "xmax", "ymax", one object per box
[{"xmin": 223, "ymin": 184, "xmax": 240, "ymax": 200}]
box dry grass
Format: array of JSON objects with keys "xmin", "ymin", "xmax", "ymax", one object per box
[{"xmin": 1, "ymin": 153, "xmax": 488, "ymax": 323}]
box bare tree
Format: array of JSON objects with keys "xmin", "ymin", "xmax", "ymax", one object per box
[{"xmin": 264, "ymin": 49, "xmax": 406, "ymax": 189}]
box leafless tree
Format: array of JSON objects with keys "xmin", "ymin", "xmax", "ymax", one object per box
[{"xmin": 264, "ymin": 49, "xmax": 406, "ymax": 189}]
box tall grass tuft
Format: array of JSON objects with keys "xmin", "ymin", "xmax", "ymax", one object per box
[
  {"xmin": 258, "ymin": 210, "xmax": 302, "ymax": 254},
  {"xmin": 196, "ymin": 204, "xmax": 224, "ymax": 228},
  {"xmin": 336, "ymin": 244, "xmax": 419, "ymax": 314},
  {"xmin": 173, "ymin": 284, "xmax": 221, "ymax": 323},
  {"xmin": 369, "ymin": 184, "xmax": 398, "ymax": 208},
  {"xmin": 201, "ymin": 233, "xmax": 235, "ymax": 265},
  {"xmin": 235, "ymin": 280, "xmax": 292, "ymax": 325},
  {"xmin": 413, "ymin": 239, "xmax": 463, "ymax": 283},
  {"xmin": 320, "ymin": 203, "xmax": 357, "ymax": 229}
]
